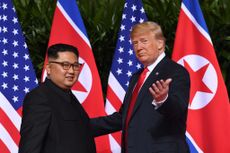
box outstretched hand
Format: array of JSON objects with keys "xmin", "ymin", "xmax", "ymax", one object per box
[{"xmin": 149, "ymin": 78, "xmax": 172, "ymax": 103}]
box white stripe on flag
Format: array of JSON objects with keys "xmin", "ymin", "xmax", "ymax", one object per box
[
  {"xmin": 0, "ymin": 123, "xmax": 18, "ymax": 153},
  {"xmin": 181, "ymin": 3, "xmax": 212, "ymax": 45},
  {"xmin": 108, "ymin": 72, "xmax": 126, "ymax": 103},
  {"xmin": 108, "ymin": 134, "xmax": 121, "ymax": 153},
  {"xmin": 0, "ymin": 93, "xmax": 21, "ymax": 130},
  {"xmin": 57, "ymin": 2, "xmax": 91, "ymax": 48},
  {"xmin": 105, "ymin": 98, "xmax": 117, "ymax": 115},
  {"xmin": 186, "ymin": 131, "xmax": 204, "ymax": 153}
]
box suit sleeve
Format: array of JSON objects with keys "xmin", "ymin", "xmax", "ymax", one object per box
[
  {"xmin": 157, "ymin": 66, "xmax": 190, "ymax": 118},
  {"xmin": 19, "ymin": 92, "xmax": 51, "ymax": 153},
  {"xmin": 90, "ymin": 106, "xmax": 123, "ymax": 137}
]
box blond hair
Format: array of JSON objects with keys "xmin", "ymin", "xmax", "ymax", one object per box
[{"xmin": 131, "ymin": 21, "xmax": 166, "ymax": 43}]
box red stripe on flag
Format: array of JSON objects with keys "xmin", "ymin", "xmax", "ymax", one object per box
[
  {"xmin": 111, "ymin": 131, "xmax": 121, "ymax": 146},
  {"xmin": 106, "ymin": 86, "xmax": 122, "ymax": 146},
  {"xmin": 0, "ymin": 108, "xmax": 20, "ymax": 146},
  {"xmin": 48, "ymin": 8, "xmax": 106, "ymax": 117},
  {"xmin": 107, "ymin": 86, "xmax": 122, "ymax": 111},
  {"xmin": 0, "ymin": 139, "xmax": 10, "ymax": 153},
  {"xmin": 17, "ymin": 106, "xmax": 22, "ymax": 117},
  {"xmin": 48, "ymin": 8, "xmax": 92, "ymax": 64}
]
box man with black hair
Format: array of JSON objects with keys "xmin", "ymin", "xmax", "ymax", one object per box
[{"xmin": 19, "ymin": 43, "xmax": 121, "ymax": 153}]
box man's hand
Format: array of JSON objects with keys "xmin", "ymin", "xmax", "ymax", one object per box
[{"xmin": 149, "ymin": 78, "xmax": 172, "ymax": 103}]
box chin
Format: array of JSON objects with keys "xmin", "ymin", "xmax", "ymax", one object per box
[
  {"xmin": 64, "ymin": 82, "xmax": 74, "ymax": 87},
  {"xmin": 138, "ymin": 59, "xmax": 146, "ymax": 64},
  {"xmin": 67, "ymin": 82, "xmax": 75, "ymax": 87}
]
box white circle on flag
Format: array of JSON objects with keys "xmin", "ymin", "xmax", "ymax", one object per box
[
  {"xmin": 72, "ymin": 57, "xmax": 92, "ymax": 104},
  {"xmin": 177, "ymin": 54, "xmax": 218, "ymax": 110}
]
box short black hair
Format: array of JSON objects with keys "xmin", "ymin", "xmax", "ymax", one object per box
[{"xmin": 47, "ymin": 43, "xmax": 79, "ymax": 59}]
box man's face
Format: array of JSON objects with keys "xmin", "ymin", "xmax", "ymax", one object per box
[
  {"xmin": 46, "ymin": 51, "xmax": 80, "ymax": 90},
  {"xmin": 131, "ymin": 31, "xmax": 164, "ymax": 66}
]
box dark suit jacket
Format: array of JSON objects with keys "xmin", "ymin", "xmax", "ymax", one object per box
[
  {"xmin": 89, "ymin": 57, "xmax": 190, "ymax": 153},
  {"xmin": 19, "ymin": 79, "xmax": 96, "ymax": 153},
  {"xmin": 120, "ymin": 57, "xmax": 190, "ymax": 153}
]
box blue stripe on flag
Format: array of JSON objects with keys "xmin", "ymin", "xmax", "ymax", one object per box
[
  {"xmin": 58, "ymin": 0, "xmax": 88, "ymax": 38},
  {"xmin": 186, "ymin": 137, "xmax": 199, "ymax": 153},
  {"xmin": 183, "ymin": 0, "xmax": 209, "ymax": 34}
]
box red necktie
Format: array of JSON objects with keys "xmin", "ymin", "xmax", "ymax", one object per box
[{"xmin": 125, "ymin": 67, "xmax": 148, "ymax": 152}]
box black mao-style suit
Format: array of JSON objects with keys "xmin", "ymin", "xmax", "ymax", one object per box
[{"xmin": 19, "ymin": 79, "xmax": 98, "ymax": 153}]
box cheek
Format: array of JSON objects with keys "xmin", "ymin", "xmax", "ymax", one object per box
[
  {"xmin": 50, "ymin": 68, "xmax": 66, "ymax": 79},
  {"xmin": 53, "ymin": 68, "xmax": 62, "ymax": 75},
  {"xmin": 148, "ymin": 44, "xmax": 158, "ymax": 55},
  {"xmin": 75, "ymin": 72, "xmax": 80, "ymax": 79}
]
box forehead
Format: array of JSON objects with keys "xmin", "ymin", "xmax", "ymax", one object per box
[
  {"xmin": 56, "ymin": 51, "xmax": 78, "ymax": 60},
  {"xmin": 131, "ymin": 31, "xmax": 155, "ymax": 40}
]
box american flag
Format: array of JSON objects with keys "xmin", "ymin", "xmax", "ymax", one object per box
[
  {"xmin": 0, "ymin": 0, "xmax": 38, "ymax": 152},
  {"xmin": 105, "ymin": 0, "xmax": 147, "ymax": 152}
]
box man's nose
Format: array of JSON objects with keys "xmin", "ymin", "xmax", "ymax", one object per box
[
  {"xmin": 68, "ymin": 65, "xmax": 75, "ymax": 73},
  {"xmin": 136, "ymin": 42, "xmax": 143, "ymax": 51}
]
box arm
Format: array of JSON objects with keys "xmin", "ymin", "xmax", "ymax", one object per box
[
  {"xmin": 19, "ymin": 92, "xmax": 51, "ymax": 153},
  {"xmin": 90, "ymin": 107, "xmax": 123, "ymax": 137}
]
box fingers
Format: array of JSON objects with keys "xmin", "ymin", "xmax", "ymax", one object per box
[
  {"xmin": 165, "ymin": 78, "xmax": 172, "ymax": 86},
  {"xmin": 149, "ymin": 78, "xmax": 172, "ymax": 101},
  {"xmin": 149, "ymin": 82, "xmax": 162, "ymax": 95},
  {"xmin": 156, "ymin": 80, "xmax": 163, "ymax": 91},
  {"xmin": 149, "ymin": 85, "xmax": 156, "ymax": 96},
  {"xmin": 152, "ymin": 78, "xmax": 172, "ymax": 91}
]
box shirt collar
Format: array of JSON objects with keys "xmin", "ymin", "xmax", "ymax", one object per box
[{"xmin": 146, "ymin": 52, "xmax": 165, "ymax": 72}]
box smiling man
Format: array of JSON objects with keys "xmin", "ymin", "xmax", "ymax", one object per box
[{"xmin": 19, "ymin": 44, "xmax": 97, "ymax": 153}]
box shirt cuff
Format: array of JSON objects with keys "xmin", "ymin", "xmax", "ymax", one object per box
[{"xmin": 152, "ymin": 94, "xmax": 168, "ymax": 109}]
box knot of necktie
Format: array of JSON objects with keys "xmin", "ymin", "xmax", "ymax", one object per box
[{"xmin": 137, "ymin": 67, "xmax": 149, "ymax": 88}]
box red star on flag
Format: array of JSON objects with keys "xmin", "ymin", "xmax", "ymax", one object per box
[{"xmin": 183, "ymin": 59, "xmax": 213, "ymax": 105}]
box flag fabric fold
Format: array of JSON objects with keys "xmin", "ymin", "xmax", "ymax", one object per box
[
  {"xmin": 172, "ymin": 0, "xmax": 230, "ymax": 152},
  {"xmin": 105, "ymin": 0, "xmax": 147, "ymax": 152},
  {"xmin": 0, "ymin": 0, "xmax": 38, "ymax": 153},
  {"xmin": 41, "ymin": 0, "xmax": 111, "ymax": 152}
]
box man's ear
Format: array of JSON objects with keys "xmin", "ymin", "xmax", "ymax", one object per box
[
  {"xmin": 157, "ymin": 39, "xmax": 164, "ymax": 51},
  {"xmin": 45, "ymin": 63, "xmax": 51, "ymax": 75}
]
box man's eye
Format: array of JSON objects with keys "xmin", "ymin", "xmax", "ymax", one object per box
[
  {"xmin": 63, "ymin": 63, "xmax": 70, "ymax": 67},
  {"xmin": 141, "ymin": 39, "xmax": 148, "ymax": 43}
]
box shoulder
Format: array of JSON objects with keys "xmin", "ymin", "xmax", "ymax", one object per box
[
  {"xmin": 26, "ymin": 82, "xmax": 48, "ymax": 98},
  {"xmin": 163, "ymin": 57, "xmax": 189, "ymax": 76},
  {"xmin": 130, "ymin": 69, "xmax": 142, "ymax": 82},
  {"xmin": 23, "ymin": 82, "xmax": 50, "ymax": 106}
]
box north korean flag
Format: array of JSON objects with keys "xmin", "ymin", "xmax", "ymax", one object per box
[
  {"xmin": 172, "ymin": 0, "xmax": 230, "ymax": 152},
  {"xmin": 41, "ymin": 0, "xmax": 111, "ymax": 152}
]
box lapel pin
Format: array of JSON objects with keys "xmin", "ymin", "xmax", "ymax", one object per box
[{"xmin": 155, "ymin": 72, "xmax": 159, "ymax": 75}]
